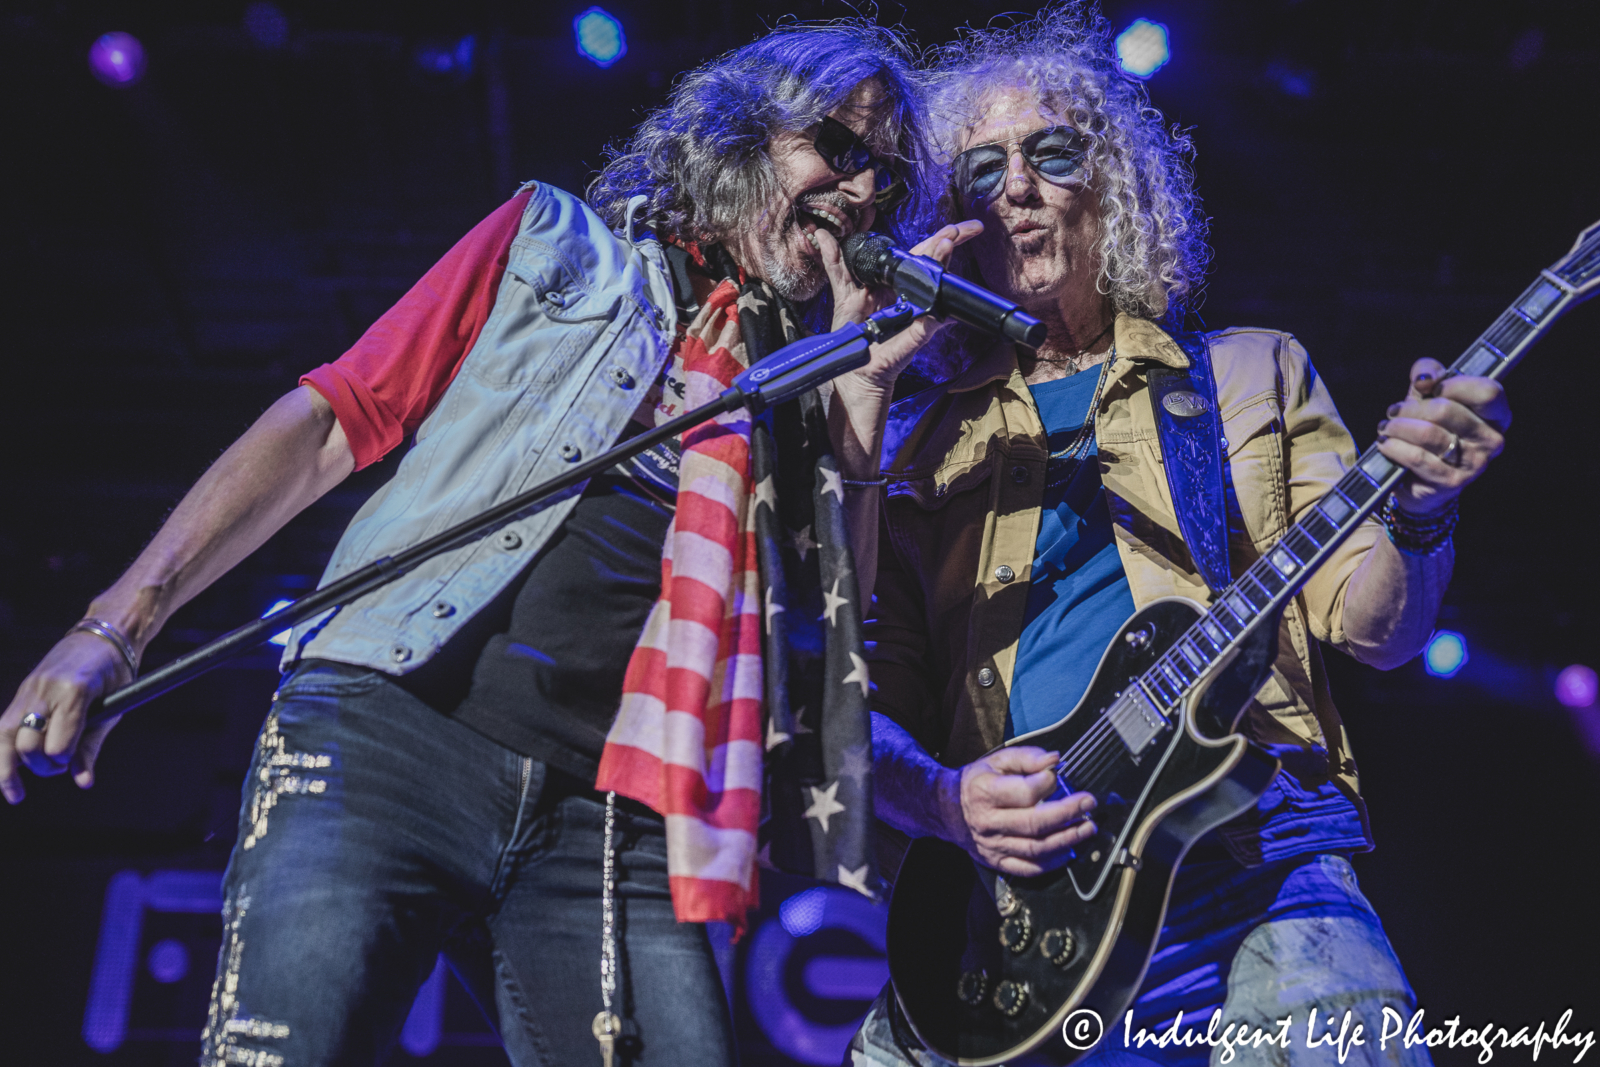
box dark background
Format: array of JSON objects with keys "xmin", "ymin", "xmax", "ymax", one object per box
[{"xmin": 2, "ymin": 1, "xmax": 1598, "ymax": 1065}]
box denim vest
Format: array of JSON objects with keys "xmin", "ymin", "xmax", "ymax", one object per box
[{"xmin": 282, "ymin": 183, "xmax": 679, "ymax": 674}]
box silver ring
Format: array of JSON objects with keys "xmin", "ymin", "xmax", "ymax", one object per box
[
  {"xmin": 1440, "ymin": 433, "xmax": 1463, "ymax": 467},
  {"xmin": 20, "ymin": 712, "xmax": 47, "ymax": 731}
]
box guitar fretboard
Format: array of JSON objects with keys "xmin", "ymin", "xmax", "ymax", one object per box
[{"xmin": 1065, "ymin": 225, "xmax": 1600, "ymax": 778}]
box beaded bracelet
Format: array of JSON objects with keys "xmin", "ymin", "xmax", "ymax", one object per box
[
  {"xmin": 841, "ymin": 476, "xmax": 889, "ymax": 488},
  {"xmin": 1381, "ymin": 496, "xmax": 1459, "ymax": 555}
]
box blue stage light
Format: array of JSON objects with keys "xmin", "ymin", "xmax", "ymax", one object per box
[
  {"xmin": 778, "ymin": 886, "xmax": 827, "ymax": 937},
  {"xmin": 1116, "ymin": 19, "xmax": 1170, "ymax": 79},
  {"xmin": 264, "ymin": 599, "xmax": 294, "ymax": 646},
  {"xmin": 1423, "ymin": 631, "xmax": 1468, "ymax": 678},
  {"xmin": 574, "ymin": 7, "xmax": 626, "ymax": 68}
]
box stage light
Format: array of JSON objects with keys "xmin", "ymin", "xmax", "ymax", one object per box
[
  {"xmin": 778, "ymin": 886, "xmax": 826, "ymax": 937},
  {"xmin": 243, "ymin": 2, "xmax": 289, "ymax": 50},
  {"xmin": 574, "ymin": 7, "xmax": 626, "ymax": 68},
  {"xmin": 1423, "ymin": 631, "xmax": 1469, "ymax": 679},
  {"xmin": 415, "ymin": 36, "xmax": 476, "ymax": 79},
  {"xmin": 1116, "ymin": 19, "xmax": 1170, "ymax": 80},
  {"xmin": 146, "ymin": 939, "xmax": 189, "ymax": 984},
  {"xmin": 264, "ymin": 599, "xmax": 294, "ymax": 646},
  {"xmin": 1555, "ymin": 664, "xmax": 1598, "ymax": 709},
  {"xmin": 88, "ymin": 32, "xmax": 146, "ymax": 88}
]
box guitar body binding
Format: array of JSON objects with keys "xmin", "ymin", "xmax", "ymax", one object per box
[{"xmin": 887, "ymin": 598, "xmax": 1283, "ymax": 1066}]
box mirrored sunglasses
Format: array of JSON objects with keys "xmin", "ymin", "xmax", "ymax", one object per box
[
  {"xmin": 813, "ymin": 116, "xmax": 905, "ymax": 207},
  {"xmin": 952, "ymin": 125, "xmax": 1088, "ymax": 205}
]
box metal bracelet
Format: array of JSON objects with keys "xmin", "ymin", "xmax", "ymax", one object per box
[
  {"xmin": 69, "ymin": 617, "xmax": 140, "ymax": 677},
  {"xmin": 841, "ymin": 476, "xmax": 888, "ymax": 487}
]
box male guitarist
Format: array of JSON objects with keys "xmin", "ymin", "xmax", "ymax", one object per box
[{"xmin": 843, "ymin": 5, "xmax": 1511, "ymax": 1065}]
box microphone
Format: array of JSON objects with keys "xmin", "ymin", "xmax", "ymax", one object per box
[{"xmin": 842, "ymin": 233, "xmax": 1049, "ymax": 349}]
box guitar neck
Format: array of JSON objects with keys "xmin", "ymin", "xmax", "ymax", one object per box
[{"xmin": 1122, "ymin": 237, "xmax": 1600, "ymax": 723}]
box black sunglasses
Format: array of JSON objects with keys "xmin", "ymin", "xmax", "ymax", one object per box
[
  {"xmin": 952, "ymin": 125, "xmax": 1089, "ymax": 205},
  {"xmin": 812, "ymin": 116, "xmax": 905, "ymax": 207}
]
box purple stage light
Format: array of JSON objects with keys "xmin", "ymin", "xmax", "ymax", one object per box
[
  {"xmin": 1555, "ymin": 664, "xmax": 1598, "ymax": 709},
  {"xmin": 89, "ymin": 32, "xmax": 146, "ymax": 88}
]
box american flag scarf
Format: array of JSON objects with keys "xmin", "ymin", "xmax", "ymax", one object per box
[{"xmin": 596, "ymin": 244, "xmax": 876, "ymax": 933}]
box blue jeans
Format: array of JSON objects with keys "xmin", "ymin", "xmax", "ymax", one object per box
[
  {"xmin": 201, "ymin": 661, "xmax": 735, "ymax": 1067},
  {"xmin": 849, "ymin": 853, "xmax": 1429, "ymax": 1067}
]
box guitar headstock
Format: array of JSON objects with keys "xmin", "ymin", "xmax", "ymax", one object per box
[{"xmin": 1553, "ymin": 218, "xmax": 1600, "ymax": 296}]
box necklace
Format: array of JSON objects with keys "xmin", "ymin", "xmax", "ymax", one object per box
[
  {"xmin": 1044, "ymin": 355, "xmax": 1113, "ymax": 487},
  {"xmin": 1031, "ymin": 319, "xmax": 1116, "ymax": 374}
]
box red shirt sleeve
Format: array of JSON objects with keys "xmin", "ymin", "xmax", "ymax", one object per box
[{"xmin": 300, "ymin": 187, "xmax": 534, "ymax": 469}]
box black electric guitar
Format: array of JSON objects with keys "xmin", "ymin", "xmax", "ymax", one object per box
[{"xmin": 885, "ymin": 220, "xmax": 1600, "ymax": 1067}]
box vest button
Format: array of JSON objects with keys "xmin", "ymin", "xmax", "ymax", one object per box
[
  {"xmin": 977, "ymin": 667, "xmax": 996, "ymax": 688},
  {"xmin": 497, "ymin": 530, "xmax": 523, "ymax": 550},
  {"xmin": 431, "ymin": 601, "xmax": 455, "ymax": 619},
  {"xmin": 558, "ymin": 442, "xmax": 582, "ymax": 462},
  {"xmin": 1011, "ymin": 466, "xmax": 1029, "ymax": 485},
  {"xmin": 994, "ymin": 564, "xmax": 1015, "ymax": 583},
  {"xmin": 608, "ymin": 366, "xmax": 635, "ymax": 389},
  {"xmin": 390, "ymin": 645, "xmax": 411, "ymax": 663},
  {"xmin": 544, "ymin": 290, "xmax": 567, "ymax": 308}
]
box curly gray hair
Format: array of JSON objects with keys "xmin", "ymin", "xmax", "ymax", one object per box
[
  {"xmin": 927, "ymin": 2, "xmax": 1209, "ymax": 321},
  {"xmin": 588, "ymin": 22, "xmax": 938, "ymax": 253}
]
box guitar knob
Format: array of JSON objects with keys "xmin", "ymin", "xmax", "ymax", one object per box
[
  {"xmin": 998, "ymin": 906, "xmax": 1034, "ymax": 953},
  {"xmin": 1124, "ymin": 625, "xmax": 1153, "ymax": 650},
  {"xmin": 1040, "ymin": 927, "xmax": 1077, "ymax": 966},
  {"xmin": 992, "ymin": 979, "xmax": 1030, "ymax": 1017},
  {"xmin": 956, "ymin": 970, "xmax": 990, "ymax": 1007}
]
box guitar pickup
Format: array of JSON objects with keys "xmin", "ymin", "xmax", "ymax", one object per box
[{"xmin": 1108, "ymin": 688, "xmax": 1166, "ymax": 762}]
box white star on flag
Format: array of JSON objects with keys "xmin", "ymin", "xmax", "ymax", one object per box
[
  {"xmin": 764, "ymin": 586, "xmax": 786, "ymax": 633},
  {"xmin": 837, "ymin": 863, "xmax": 874, "ymax": 897},
  {"xmin": 754, "ymin": 475, "xmax": 778, "ymax": 511},
  {"xmin": 790, "ymin": 524, "xmax": 818, "ymax": 561},
  {"xmin": 820, "ymin": 577, "xmax": 849, "ymax": 626},
  {"xmin": 792, "ymin": 706, "xmax": 813, "ymax": 734},
  {"xmin": 766, "ymin": 717, "xmax": 791, "ymax": 752},
  {"xmin": 841, "ymin": 651, "xmax": 870, "ymax": 697},
  {"xmin": 803, "ymin": 780, "xmax": 847, "ymax": 833},
  {"xmin": 820, "ymin": 467, "xmax": 844, "ymax": 503},
  {"xmin": 757, "ymin": 841, "xmax": 774, "ymax": 869},
  {"xmin": 837, "ymin": 742, "xmax": 872, "ymax": 782}
]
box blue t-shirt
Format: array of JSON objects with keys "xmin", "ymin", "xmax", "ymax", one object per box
[
  {"xmin": 1007, "ymin": 371, "xmax": 1138, "ymax": 739},
  {"xmin": 1006, "ymin": 369, "xmax": 1368, "ymax": 864}
]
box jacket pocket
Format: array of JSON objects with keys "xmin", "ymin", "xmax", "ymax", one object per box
[
  {"xmin": 465, "ymin": 238, "xmax": 626, "ymax": 386},
  {"xmin": 1222, "ymin": 395, "xmax": 1286, "ymax": 544}
]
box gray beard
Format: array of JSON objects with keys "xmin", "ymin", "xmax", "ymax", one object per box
[{"xmin": 757, "ymin": 226, "xmax": 825, "ymax": 302}]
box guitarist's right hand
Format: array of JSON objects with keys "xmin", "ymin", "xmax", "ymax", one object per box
[{"xmin": 954, "ymin": 746, "xmax": 1097, "ymax": 877}]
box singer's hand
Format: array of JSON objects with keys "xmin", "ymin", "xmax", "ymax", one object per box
[{"xmin": 818, "ymin": 221, "xmax": 983, "ymax": 391}]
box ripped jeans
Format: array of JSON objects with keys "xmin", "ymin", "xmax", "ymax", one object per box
[
  {"xmin": 849, "ymin": 852, "xmax": 1432, "ymax": 1067},
  {"xmin": 202, "ymin": 660, "xmax": 734, "ymax": 1067}
]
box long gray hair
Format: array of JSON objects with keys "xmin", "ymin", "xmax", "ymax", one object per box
[
  {"xmin": 928, "ymin": 3, "xmax": 1210, "ymax": 322},
  {"xmin": 588, "ymin": 22, "xmax": 938, "ymax": 251}
]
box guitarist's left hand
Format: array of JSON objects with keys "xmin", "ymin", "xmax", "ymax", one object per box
[{"xmin": 1375, "ymin": 357, "xmax": 1511, "ymax": 514}]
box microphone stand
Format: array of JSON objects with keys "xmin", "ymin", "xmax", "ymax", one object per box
[{"xmin": 88, "ymin": 301, "xmax": 924, "ymax": 726}]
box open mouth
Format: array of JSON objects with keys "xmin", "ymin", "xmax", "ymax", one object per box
[{"xmin": 797, "ymin": 201, "xmax": 853, "ymax": 246}]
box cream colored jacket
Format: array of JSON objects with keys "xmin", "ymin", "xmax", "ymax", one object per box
[{"xmin": 866, "ymin": 315, "xmax": 1451, "ymax": 824}]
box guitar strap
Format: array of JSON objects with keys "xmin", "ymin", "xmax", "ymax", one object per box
[{"xmin": 1147, "ymin": 331, "xmax": 1233, "ymax": 595}]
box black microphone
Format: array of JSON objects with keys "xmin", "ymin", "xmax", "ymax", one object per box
[{"xmin": 842, "ymin": 233, "xmax": 1049, "ymax": 349}]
